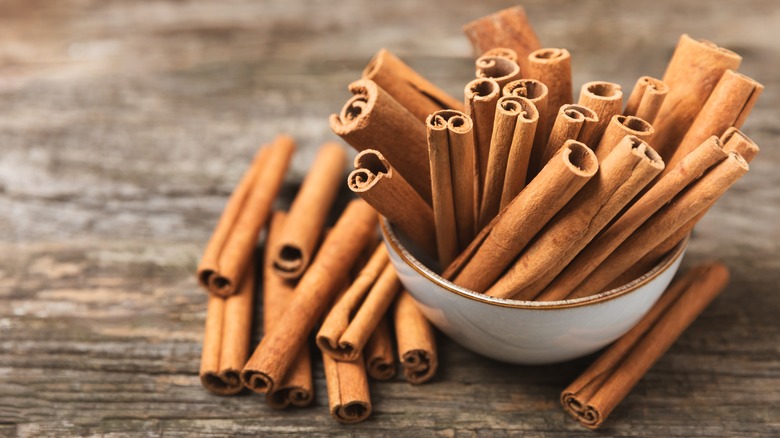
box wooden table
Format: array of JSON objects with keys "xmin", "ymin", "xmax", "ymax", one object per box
[{"xmin": 1, "ymin": 1, "xmax": 778, "ymax": 436}]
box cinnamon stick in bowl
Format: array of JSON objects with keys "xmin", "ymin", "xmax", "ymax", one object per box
[
  {"xmin": 561, "ymin": 262, "xmax": 729, "ymax": 429},
  {"xmin": 462, "ymin": 5, "xmax": 542, "ymax": 74},
  {"xmin": 502, "ymin": 79, "xmax": 549, "ymax": 180},
  {"xmin": 526, "ymin": 48, "xmax": 573, "ymax": 142},
  {"xmin": 577, "ymin": 81, "xmax": 623, "ymax": 144},
  {"xmin": 541, "ymin": 104, "xmax": 598, "ymax": 166},
  {"xmin": 595, "ymin": 115, "xmax": 654, "ymax": 161},
  {"xmin": 197, "ymin": 135, "xmax": 295, "ymax": 296},
  {"xmin": 475, "ymin": 55, "xmax": 522, "ymax": 88},
  {"xmin": 330, "ymin": 79, "xmax": 432, "ymax": 204},
  {"xmin": 623, "ymin": 76, "xmax": 668, "ymax": 124},
  {"xmin": 464, "ymin": 77, "xmax": 501, "ymax": 199},
  {"xmin": 272, "ymin": 143, "xmax": 346, "ymax": 280},
  {"xmin": 394, "ymin": 291, "xmax": 437, "ymax": 384},
  {"xmin": 241, "ymin": 200, "xmax": 378, "ymax": 394},
  {"xmin": 363, "ymin": 48, "xmax": 463, "ymax": 122}
]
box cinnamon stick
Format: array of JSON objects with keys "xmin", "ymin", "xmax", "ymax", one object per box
[
  {"xmin": 264, "ymin": 212, "xmax": 313, "ymax": 409},
  {"xmin": 538, "ymin": 136, "xmax": 727, "ymax": 301},
  {"xmin": 394, "ymin": 291, "xmax": 437, "ymax": 384},
  {"xmin": 577, "ymin": 81, "xmax": 623, "ymax": 144},
  {"xmin": 561, "ymin": 262, "xmax": 729, "ymax": 429},
  {"xmin": 479, "ymin": 96, "xmax": 539, "ymax": 228},
  {"xmin": 721, "ymin": 127, "xmax": 760, "ymax": 162},
  {"xmin": 540, "ymin": 104, "xmax": 599, "ymax": 166},
  {"xmin": 526, "ymin": 47, "xmax": 573, "ymax": 144},
  {"xmin": 317, "ymin": 247, "xmax": 400, "ymax": 361},
  {"xmin": 448, "ymin": 141, "xmax": 598, "ymax": 293},
  {"xmin": 330, "ymin": 79, "xmax": 432, "ymax": 204},
  {"xmin": 348, "ymin": 149, "xmax": 437, "ymax": 258},
  {"xmin": 651, "ymin": 34, "xmax": 742, "ymax": 162},
  {"xmin": 489, "ymin": 136, "xmax": 664, "ymax": 300},
  {"xmin": 273, "ymin": 144, "xmax": 346, "ymax": 280},
  {"xmin": 567, "ymin": 152, "xmax": 749, "ymax": 299},
  {"xmin": 427, "ymin": 110, "xmax": 478, "ymax": 262},
  {"xmin": 462, "ymin": 5, "xmax": 542, "ymax": 74},
  {"xmin": 595, "ymin": 115, "xmax": 654, "ymax": 161},
  {"xmin": 199, "ymin": 257, "xmax": 255, "ymax": 395},
  {"xmin": 475, "ymin": 55, "xmax": 522, "ymax": 89},
  {"xmin": 665, "ymin": 70, "xmax": 763, "ymax": 174},
  {"xmin": 502, "ymin": 79, "xmax": 549, "ymax": 181},
  {"xmin": 623, "ymin": 76, "xmax": 668, "ymax": 124},
  {"xmin": 464, "ymin": 78, "xmax": 501, "ymax": 200},
  {"xmin": 241, "ymin": 200, "xmax": 378, "ymax": 394},
  {"xmin": 323, "ymin": 352, "xmax": 372, "ymax": 424},
  {"xmin": 363, "ymin": 48, "xmax": 463, "ymax": 122},
  {"xmin": 365, "ymin": 316, "xmax": 396, "ymax": 380},
  {"xmin": 483, "ymin": 47, "xmax": 518, "ymax": 62},
  {"xmin": 198, "ymin": 135, "xmax": 295, "ymax": 296}
]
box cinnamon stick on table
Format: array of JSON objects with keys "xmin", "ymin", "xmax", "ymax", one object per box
[
  {"xmin": 595, "ymin": 115, "xmax": 654, "ymax": 161},
  {"xmin": 650, "ymin": 34, "xmax": 742, "ymax": 162},
  {"xmin": 538, "ymin": 136, "xmax": 727, "ymax": 301},
  {"xmin": 348, "ymin": 149, "xmax": 437, "ymax": 258},
  {"xmin": 623, "ymin": 76, "xmax": 668, "ymax": 124},
  {"xmin": 464, "ymin": 78, "xmax": 501, "ymax": 202},
  {"xmin": 394, "ymin": 291, "xmax": 437, "ymax": 384},
  {"xmin": 540, "ymin": 104, "xmax": 598, "ymax": 166},
  {"xmin": 199, "ymin": 258, "xmax": 255, "ymax": 395},
  {"xmin": 567, "ymin": 151, "xmax": 749, "ymax": 299},
  {"xmin": 198, "ymin": 135, "xmax": 295, "ymax": 296},
  {"xmin": 317, "ymin": 246, "xmax": 401, "ymax": 361},
  {"xmin": 241, "ymin": 200, "xmax": 378, "ymax": 394},
  {"xmin": 577, "ymin": 81, "xmax": 623, "ymax": 145},
  {"xmin": 488, "ymin": 136, "xmax": 664, "ymax": 300},
  {"xmin": 479, "ymin": 95, "xmax": 539, "ymax": 228},
  {"xmin": 365, "ymin": 316, "xmax": 396, "ymax": 380},
  {"xmin": 330, "ymin": 79, "xmax": 432, "ymax": 204},
  {"xmin": 462, "ymin": 5, "xmax": 542, "ymax": 74},
  {"xmin": 263, "ymin": 212, "xmax": 314, "ymax": 409},
  {"xmin": 323, "ymin": 353, "xmax": 372, "ymax": 424},
  {"xmin": 363, "ymin": 48, "xmax": 463, "ymax": 122},
  {"xmin": 446, "ymin": 141, "xmax": 598, "ymax": 293},
  {"xmin": 562, "ymin": 262, "xmax": 730, "ymax": 429},
  {"xmin": 272, "ymin": 144, "xmax": 345, "ymax": 280},
  {"xmin": 502, "ymin": 79, "xmax": 549, "ymax": 182},
  {"xmin": 526, "ymin": 48, "xmax": 573, "ymax": 144}
]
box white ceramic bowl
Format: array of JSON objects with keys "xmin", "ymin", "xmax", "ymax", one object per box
[{"xmin": 381, "ymin": 218, "xmax": 688, "ymax": 365}]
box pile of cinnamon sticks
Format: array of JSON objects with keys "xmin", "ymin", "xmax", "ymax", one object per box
[{"xmin": 197, "ymin": 137, "xmax": 437, "ymax": 424}]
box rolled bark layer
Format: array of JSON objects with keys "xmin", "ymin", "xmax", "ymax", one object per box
[
  {"xmin": 462, "ymin": 6, "xmax": 542, "ymax": 74},
  {"xmin": 330, "ymin": 79, "xmax": 432, "ymax": 204},
  {"xmin": 526, "ymin": 47, "xmax": 573, "ymax": 144},
  {"xmin": 465, "ymin": 78, "xmax": 502, "ymax": 200},
  {"xmin": 623, "ymin": 76, "xmax": 668, "ymax": 123},
  {"xmin": 198, "ymin": 135, "xmax": 295, "ymax": 296},
  {"xmin": 394, "ymin": 291, "xmax": 437, "ymax": 384},
  {"xmin": 578, "ymin": 81, "xmax": 623, "ymax": 144},
  {"xmin": 475, "ymin": 55, "xmax": 522, "ymax": 88},
  {"xmin": 541, "ymin": 104, "xmax": 599, "ymax": 165},
  {"xmin": 596, "ymin": 115, "xmax": 654, "ymax": 161}
]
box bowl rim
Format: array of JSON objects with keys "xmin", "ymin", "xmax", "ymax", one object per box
[{"xmin": 381, "ymin": 218, "xmax": 689, "ymax": 310}]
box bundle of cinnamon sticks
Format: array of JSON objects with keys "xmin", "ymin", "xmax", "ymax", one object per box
[{"xmin": 197, "ymin": 136, "xmax": 438, "ymax": 424}]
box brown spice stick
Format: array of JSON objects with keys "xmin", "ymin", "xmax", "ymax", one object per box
[
  {"xmin": 502, "ymin": 79, "xmax": 549, "ymax": 181},
  {"xmin": 541, "ymin": 104, "xmax": 599, "ymax": 166},
  {"xmin": 330, "ymin": 79, "xmax": 432, "ymax": 204},
  {"xmin": 479, "ymin": 96, "xmax": 539, "ymax": 228},
  {"xmin": 241, "ymin": 200, "xmax": 378, "ymax": 394},
  {"xmin": 273, "ymin": 144, "xmax": 346, "ymax": 280},
  {"xmin": 595, "ymin": 115, "xmax": 655, "ymax": 161},
  {"xmin": 651, "ymin": 34, "xmax": 742, "ymax": 162},
  {"xmin": 199, "ymin": 258, "xmax": 255, "ymax": 395},
  {"xmin": 316, "ymin": 246, "xmax": 396, "ymax": 361},
  {"xmin": 462, "ymin": 5, "xmax": 542, "ymax": 74},
  {"xmin": 483, "ymin": 47, "xmax": 518, "ymax": 62},
  {"xmin": 464, "ymin": 78, "xmax": 501, "ymax": 201},
  {"xmin": 665, "ymin": 70, "xmax": 763, "ymax": 174},
  {"xmin": 475, "ymin": 55, "xmax": 522, "ymax": 89},
  {"xmin": 323, "ymin": 352, "xmax": 372, "ymax": 424},
  {"xmin": 264, "ymin": 212, "xmax": 313, "ymax": 409},
  {"xmin": 489, "ymin": 136, "xmax": 664, "ymax": 300},
  {"xmin": 526, "ymin": 48, "xmax": 573, "ymax": 144},
  {"xmin": 427, "ymin": 112, "xmax": 459, "ymax": 267},
  {"xmin": 394, "ymin": 291, "xmax": 437, "ymax": 384},
  {"xmin": 568, "ymin": 152, "xmax": 749, "ymax": 299},
  {"xmin": 448, "ymin": 141, "xmax": 598, "ymax": 292},
  {"xmin": 198, "ymin": 135, "xmax": 295, "ymax": 296},
  {"xmin": 538, "ymin": 136, "xmax": 727, "ymax": 301},
  {"xmin": 427, "ymin": 110, "xmax": 478, "ymax": 258},
  {"xmin": 348, "ymin": 149, "xmax": 437, "ymax": 258},
  {"xmin": 365, "ymin": 316, "xmax": 396, "ymax": 380},
  {"xmin": 363, "ymin": 48, "xmax": 463, "ymax": 122},
  {"xmin": 623, "ymin": 76, "xmax": 669, "ymax": 124},
  {"xmin": 578, "ymin": 81, "xmax": 624, "ymax": 144},
  {"xmin": 561, "ymin": 262, "xmax": 729, "ymax": 429}
]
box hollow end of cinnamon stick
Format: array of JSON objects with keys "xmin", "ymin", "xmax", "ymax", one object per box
[
  {"xmin": 561, "ymin": 104, "xmax": 598, "ymax": 123},
  {"xmin": 626, "ymin": 135, "xmax": 665, "ymax": 169},
  {"xmin": 562, "ymin": 141, "xmax": 600, "ymax": 176},
  {"xmin": 402, "ymin": 350, "xmax": 437, "ymax": 385},
  {"xmin": 204, "ymin": 273, "xmax": 233, "ymax": 297},
  {"xmin": 367, "ymin": 359, "xmax": 396, "ymax": 381},
  {"xmin": 498, "ymin": 95, "xmax": 539, "ymax": 121},
  {"xmin": 582, "ymin": 81, "xmax": 622, "ymax": 101},
  {"xmin": 530, "ymin": 47, "xmax": 569, "ymax": 62},
  {"xmin": 721, "ymin": 127, "xmax": 759, "ymax": 162},
  {"xmin": 616, "ymin": 115, "xmax": 653, "ymax": 134},
  {"xmin": 272, "ymin": 245, "xmax": 306, "ymax": 278},
  {"xmin": 334, "ymin": 402, "xmax": 372, "ymax": 424},
  {"xmin": 561, "ymin": 392, "xmax": 601, "ymax": 430},
  {"xmin": 267, "ymin": 386, "xmax": 314, "ymax": 410},
  {"xmin": 200, "ymin": 369, "xmax": 243, "ymax": 396},
  {"xmin": 465, "ymin": 78, "xmax": 501, "ymax": 102},
  {"xmin": 330, "ymin": 80, "xmax": 376, "ymax": 133},
  {"xmin": 348, "ymin": 149, "xmax": 391, "ymax": 192},
  {"xmin": 503, "ymin": 79, "xmax": 548, "ymax": 100},
  {"xmin": 241, "ymin": 369, "xmax": 274, "ymax": 394},
  {"xmin": 476, "ymin": 55, "xmax": 521, "ymax": 85},
  {"xmin": 428, "ymin": 109, "xmax": 473, "ymax": 133}
]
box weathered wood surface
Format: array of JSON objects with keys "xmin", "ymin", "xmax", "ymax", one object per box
[{"xmin": 1, "ymin": 0, "xmax": 778, "ymax": 436}]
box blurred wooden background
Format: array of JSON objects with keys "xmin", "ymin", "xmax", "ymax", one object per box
[{"xmin": 1, "ymin": 0, "xmax": 778, "ymax": 436}]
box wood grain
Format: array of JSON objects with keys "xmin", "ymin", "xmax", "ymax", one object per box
[{"xmin": 1, "ymin": 0, "xmax": 779, "ymax": 436}]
